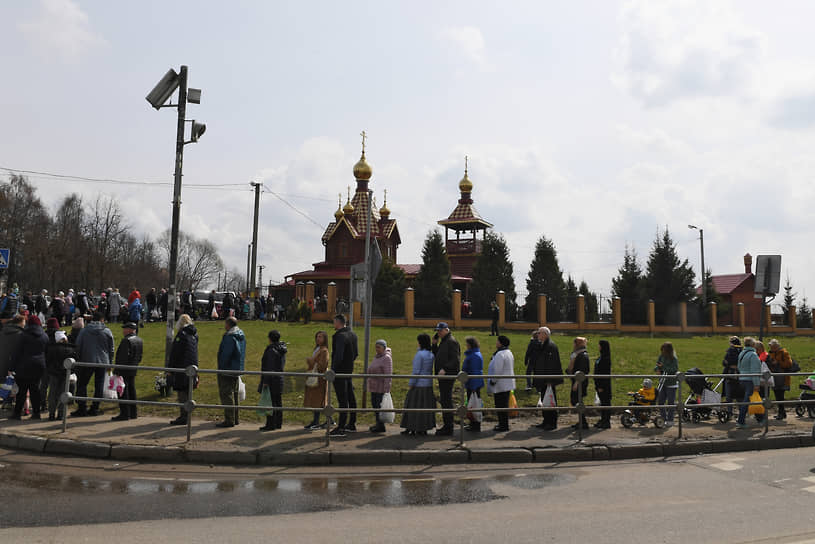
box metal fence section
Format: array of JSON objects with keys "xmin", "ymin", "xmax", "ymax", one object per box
[{"xmin": 56, "ymin": 358, "xmax": 814, "ymax": 448}]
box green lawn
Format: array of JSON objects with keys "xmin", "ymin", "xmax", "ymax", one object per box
[{"xmin": 113, "ymin": 320, "xmax": 815, "ymax": 425}]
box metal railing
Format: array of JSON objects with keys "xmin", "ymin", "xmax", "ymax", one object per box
[{"xmin": 53, "ymin": 358, "xmax": 815, "ymax": 448}]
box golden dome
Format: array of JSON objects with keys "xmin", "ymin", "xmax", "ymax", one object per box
[
  {"xmin": 379, "ymin": 189, "xmax": 390, "ymax": 217},
  {"xmin": 459, "ymin": 156, "xmax": 473, "ymax": 192},
  {"xmin": 343, "ymin": 198, "xmax": 355, "ymax": 215},
  {"xmin": 353, "ymin": 153, "xmax": 372, "ymax": 180},
  {"xmin": 334, "ymin": 194, "xmax": 343, "ymax": 220}
]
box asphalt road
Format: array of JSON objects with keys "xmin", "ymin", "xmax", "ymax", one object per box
[{"xmin": 4, "ymin": 447, "xmax": 815, "ymax": 543}]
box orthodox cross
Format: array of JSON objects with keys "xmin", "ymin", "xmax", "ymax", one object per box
[
  {"xmin": 360, "ymin": 130, "xmax": 367, "ymax": 155},
  {"xmin": 465, "ymin": 155, "xmax": 468, "ymax": 174}
]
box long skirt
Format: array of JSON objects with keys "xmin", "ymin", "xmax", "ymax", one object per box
[{"xmin": 400, "ymin": 386, "xmax": 436, "ymax": 432}]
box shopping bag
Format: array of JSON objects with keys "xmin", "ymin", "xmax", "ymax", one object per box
[
  {"xmin": 380, "ymin": 392, "xmax": 395, "ymax": 423},
  {"xmin": 0, "ymin": 375, "xmax": 14, "ymax": 400},
  {"xmin": 256, "ymin": 385, "xmax": 274, "ymax": 416},
  {"xmin": 238, "ymin": 376, "xmax": 246, "ymax": 401},
  {"xmin": 104, "ymin": 372, "xmax": 119, "ymax": 399},
  {"xmin": 466, "ymin": 394, "xmax": 483, "ymax": 423},
  {"xmin": 508, "ymin": 390, "xmax": 519, "ymax": 417},
  {"xmin": 594, "ymin": 392, "xmax": 601, "ymax": 406},
  {"xmin": 748, "ymin": 391, "xmax": 765, "ymax": 415},
  {"xmin": 541, "ymin": 385, "xmax": 556, "ymax": 408},
  {"xmin": 210, "ymin": 307, "xmax": 218, "ymax": 320}
]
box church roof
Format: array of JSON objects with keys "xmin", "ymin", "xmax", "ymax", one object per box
[{"xmin": 438, "ymin": 202, "xmax": 493, "ymax": 230}]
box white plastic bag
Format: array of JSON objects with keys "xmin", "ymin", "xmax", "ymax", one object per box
[
  {"xmin": 541, "ymin": 385, "xmax": 556, "ymax": 408},
  {"xmin": 237, "ymin": 376, "xmax": 246, "ymax": 401},
  {"xmin": 104, "ymin": 372, "xmax": 119, "ymax": 399},
  {"xmin": 466, "ymin": 393, "xmax": 483, "ymax": 423},
  {"xmin": 594, "ymin": 392, "xmax": 601, "ymax": 406},
  {"xmin": 760, "ymin": 361, "xmax": 775, "ymax": 388},
  {"xmin": 380, "ymin": 392, "xmax": 395, "ymax": 423},
  {"xmin": 210, "ymin": 307, "xmax": 218, "ymax": 320}
]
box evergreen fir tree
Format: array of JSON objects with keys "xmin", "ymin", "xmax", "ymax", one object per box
[
  {"xmin": 372, "ymin": 257, "xmax": 406, "ymax": 317},
  {"xmin": 565, "ymin": 276, "xmax": 578, "ymax": 322},
  {"xmin": 524, "ymin": 236, "xmax": 567, "ymax": 321},
  {"xmin": 578, "ymin": 280, "xmax": 600, "ymax": 321},
  {"xmin": 798, "ymin": 297, "xmax": 813, "ymax": 328},
  {"xmin": 644, "ymin": 228, "xmax": 696, "ymax": 325},
  {"xmin": 782, "ymin": 276, "xmax": 796, "ymax": 325},
  {"xmin": 611, "ymin": 245, "xmax": 647, "ymax": 324},
  {"xmin": 470, "ymin": 232, "xmax": 517, "ymax": 318},
  {"xmin": 414, "ymin": 230, "xmax": 451, "ymax": 316}
]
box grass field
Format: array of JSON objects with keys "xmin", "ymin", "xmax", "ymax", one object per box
[{"xmin": 106, "ymin": 319, "xmax": 815, "ymax": 425}]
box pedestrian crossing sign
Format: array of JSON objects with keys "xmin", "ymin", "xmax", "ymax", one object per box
[{"xmin": 0, "ymin": 249, "xmax": 9, "ymax": 269}]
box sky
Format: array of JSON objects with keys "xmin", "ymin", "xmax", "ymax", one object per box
[{"xmin": 2, "ymin": 0, "xmax": 814, "ymax": 312}]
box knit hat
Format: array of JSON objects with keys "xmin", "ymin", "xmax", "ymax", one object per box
[
  {"xmin": 28, "ymin": 315, "xmax": 41, "ymax": 327},
  {"xmin": 375, "ymin": 339, "xmax": 387, "ymax": 348},
  {"xmin": 71, "ymin": 317, "xmax": 85, "ymax": 329},
  {"xmin": 46, "ymin": 317, "xmax": 60, "ymax": 330}
]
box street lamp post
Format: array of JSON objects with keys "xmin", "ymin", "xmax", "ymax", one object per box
[
  {"xmin": 688, "ymin": 225, "xmax": 706, "ymax": 307},
  {"xmin": 146, "ymin": 66, "xmax": 206, "ymax": 364}
]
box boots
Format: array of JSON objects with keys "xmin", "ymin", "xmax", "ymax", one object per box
[{"xmin": 259, "ymin": 415, "xmax": 276, "ymax": 431}]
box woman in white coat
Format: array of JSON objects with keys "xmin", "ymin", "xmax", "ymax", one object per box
[{"xmin": 487, "ymin": 335, "xmax": 516, "ymax": 432}]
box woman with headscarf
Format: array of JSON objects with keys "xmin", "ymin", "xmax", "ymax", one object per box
[
  {"xmin": 168, "ymin": 314, "xmax": 198, "ymax": 425},
  {"xmin": 400, "ymin": 333, "xmax": 436, "ymax": 436},
  {"xmin": 766, "ymin": 338, "xmax": 793, "ymax": 420},
  {"xmin": 367, "ymin": 339, "xmax": 393, "ymax": 433},
  {"xmin": 568, "ymin": 336, "xmax": 590, "ymax": 430},
  {"xmin": 303, "ymin": 330, "xmax": 330, "ymax": 430}
]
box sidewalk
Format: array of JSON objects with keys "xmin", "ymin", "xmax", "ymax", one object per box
[{"xmin": 2, "ymin": 411, "xmax": 813, "ymax": 466}]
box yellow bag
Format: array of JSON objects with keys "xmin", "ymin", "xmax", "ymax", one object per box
[
  {"xmin": 508, "ymin": 390, "xmax": 519, "ymax": 417},
  {"xmin": 748, "ymin": 391, "xmax": 765, "ymax": 415}
]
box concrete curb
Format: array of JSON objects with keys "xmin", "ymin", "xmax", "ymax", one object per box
[{"xmin": 2, "ymin": 430, "xmax": 813, "ymax": 466}]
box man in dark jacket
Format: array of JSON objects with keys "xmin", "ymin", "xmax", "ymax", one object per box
[
  {"xmin": 432, "ymin": 322, "xmax": 460, "ymax": 435},
  {"xmin": 216, "ymin": 316, "xmax": 246, "ymax": 427},
  {"xmin": 259, "ymin": 330, "xmax": 287, "ymax": 431},
  {"xmin": 72, "ymin": 312, "xmax": 115, "ymax": 417},
  {"xmin": 722, "ymin": 336, "xmax": 742, "ymax": 416},
  {"xmin": 329, "ymin": 314, "xmax": 358, "ymax": 437},
  {"xmin": 112, "ymin": 322, "xmax": 143, "ymax": 421},
  {"xmin": 0, "ymin": 314, "xmax": 25, "ymax": 378},
  {"xmin": 146, "ymin": 288, "xmax": 157, "ymax": 322},
  {"xmin": 531, "ymin": 326, "xmax": 563, "ymax": 431},
  {"xmin": 10, "ymin": 315, "xmax": 48, "ymax": 420},
  {"xmin": 523, "ymin": 329, "xmax": 539, "ymax": 391},
  {"xmin": 168, "ymin": 318, "xmax": 198, "ymax": 425},
  {"xmin": 490, "ymin": 302, "xmax": 500, "ymax": 336}
]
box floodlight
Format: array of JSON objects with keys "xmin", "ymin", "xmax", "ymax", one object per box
[
  {"xmin": 188, "ymin": 88, "xmax": 201, "ymax": 104},
  {"xmin": 146, "ymin": 68, "xmax": 180, "ymax": 109},
  {"xmin": 190, "ymin": 121, "xmax": 206, "ymax": 143}
]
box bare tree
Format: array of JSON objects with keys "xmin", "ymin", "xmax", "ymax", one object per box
[
  {"xmin": 222, "ymin": 268, "xmax": 246, "ymax": 294},
  {"xmin": 0, "ymin": 175, "xmax": 49, "ymax": 288},
  {"xmin": 159, "ymin": 230, "xmax": 224, "ymax": 292},
  {"xmin": 84, "ymin": 195, "xmax": 128, "ymax": 289}
]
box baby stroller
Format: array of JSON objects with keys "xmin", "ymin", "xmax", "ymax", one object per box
[
  {"xmin": 795, "ymin": 377, "xmax": 815, "ymax": 418},
  {"xmin": 620, "ymin": 392, "xmax": 664, "ymax": 429},
  {"xmin": 682, "ymin": 367, "xmax": 729, "ymax": 423},
  {"xmin": 0, "ymin": 375, "xmax": 17, "ymax": 411}
]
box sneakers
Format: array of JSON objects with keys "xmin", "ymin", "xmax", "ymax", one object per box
[
  {"xmin": 70, "ymin": 409, "xmax": 88, "ymax": 418},
  {"xmin": 344, "ymin": 424, "xmax": 357, "ymax": 432},
  {"xmin": 169, "ymin": 417, "xmax": 187, "ymax": 426},
  {"xmin": 435, "ymin": 426, "xmax": 454, "ymax": 436},
  {"xmin": 215, "ymin": 421, "xmax": 235, "ymax": 428},
  {"xmin": 110, "ymin": 415, "xmax": 129, "ymax": 422},
  {"xmin": 328, "ymin": 427, "xmax": 346, "ymax": 437},
  {"xmin": 493, "ymin": 425, "xmax": 510, "ymax": 432},
  {"xmin": 594, "ymin": 420, "xmax": 611, "ymax": 429}
]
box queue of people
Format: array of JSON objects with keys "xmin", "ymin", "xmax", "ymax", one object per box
[{"xmin": 1, "ymin": 311, "xmax": 801, "ymax": 436}]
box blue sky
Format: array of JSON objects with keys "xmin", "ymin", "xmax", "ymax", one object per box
[{"xmin": 2, "ymin": 0, "xmax": 814, "ymax": 310}]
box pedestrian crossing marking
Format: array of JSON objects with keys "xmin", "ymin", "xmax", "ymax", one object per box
[
  {"xmin": 801, "ymin": 485, "xmax": 815, "ymax": 494},
  {"xmin": 710, "ymin": 461, "xmax": 743, "ymax": 471},
  {"xmin": 800, "ymin": 476, "xmax": 815, "ymax": 484}
]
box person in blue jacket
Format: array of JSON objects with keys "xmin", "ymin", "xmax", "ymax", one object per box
[
  {"xmin": 462, "ymin": 336, "xmax": 484, "ymax": 432},
  {"xmin": 216, "ymin": 316, "xmax": 246, "ymax": 428},
  {"xmin": 736, "ymin": 336, "xmax": 762, "ymax": 428}
]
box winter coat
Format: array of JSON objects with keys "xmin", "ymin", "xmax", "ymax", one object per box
[
  {"xmin": 46, "ymin": 339, "xmax": 76, "ymax": 378},
  {"xmin": 594, "ymin": 341, "xmax": 612, "ymax": 392},
  {"xmin": 217, "ymin": 326, "xmax": 246, "ymax": 372},
  {"xmin": 304, "ymin": 345, "xmax": 329, "ymax": 408},
  {"xmin": 128, "ymin": 298, "xmax": 142, "ymax": 323},
  {"xmin": 409, "ymin": 349, "xmax": 434, "ymax": 387},
  {"xmin": 569, "ymin": 349, "xmax": 590, "ymax": 397},
  {"xmin": 767, "ymin": 346, "xmax": 793, "ymax": 390},
  {"xmin": 75, "ymin": 321, "xmax": 115, "ymax": 365},
  {"xmin": 433, "ymin": 334, "xmax": 461, "ymax": 376},
  {"xmin": 530, "ymin": 338, "xmax": 563, "ymax": 390},
  {"xmin": 0, "ymin": 294, "xmax": 19, "ymax": 319},
  {"xmin": 49, "ymin": 297, "xmax": 65, "ymax": 319},
  {"xmin": 487, "ymin": 347, "xmax": 516, "ymax": 394},
  {"xmin": 462, "ymin": 348, "xmax": 484, "ymax": 390},
  {"xmin": 723, "ymin": 346, "xmax": 742, "ymax": 375},
  {"xmin": 114, "ymin": 332, "xmax": 143, "ymax": 378},
  {"xmin": 737, "ymin": 346, "xmax": 762, "ymax": 388},
  {"xmin": 169, "ymin": 324, "xmax": 198, "ymax": 391},
  {"xmin": 108, "ymin": 292, "xmax": 122, "ymax": 316},
  {"xmin": 11, "ymin": 323, "xmax": 48, "ymax": 383},
  {"xmin": 331, "ymin": 326, "xmax": 358, "ymax": 374},
  {"xmin": 0, "ymin": 323, "xmax": 24, "ymax": 377},
  {"xmin": 260, "ymin": 341, "xmax": 287, "ymax": 392},
  {"xmin": 367, "ymin": 348, "xmax": 393, "ymax": 394}
]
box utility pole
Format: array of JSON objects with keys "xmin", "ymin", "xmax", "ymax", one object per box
[
  {"xmin": 246, "ymin": 243, "xmax": 252, "ymax": 295},
  {"xmin": 699, "ymin": 228, "xmax": 706, "ymax": 307},
  {"xmin": 250, "ymin": 182, "xmax": 261, "ymax": 296},
  {"xmin": 362, "ymin": 188, "xmax": 373, "ymax": 409},
  {"xmin": 165, "ymin": 66, "xmax": 188, "ymax": 365},
  {"xmin": 258, "ymin": 265, "xmax": 265, "ymax": 297}
]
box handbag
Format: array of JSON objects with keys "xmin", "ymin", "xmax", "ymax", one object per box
[
  {"xmin": 541, "ymin": 385, "xmax": 556, "ymax": 408},
  {"xmin": 256, "ymin": 385, "xmax": 275, "ymax": 416},
  {"xmin": 466, "ymin": 393, "xmax": 483, "ymax": 423},
  {"xmin": 508, "ymin": 390, "xmax": 519, "ymax": 417},
  {"xmin": 237, "ymin": 376, "xmax": 246, "ymax": 402},
  {"xmin": 380, "ymin": 392, "xmax": 395, "ymax": 423},
  {"xmin": 305, "ymin": 367, "xmax": 319, "ymax": 388},
  {"xmin": 748, "ymin": 391, "xmax": 765, "ymax": 415}
]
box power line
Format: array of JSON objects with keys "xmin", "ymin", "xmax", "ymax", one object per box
[
  {"xmin": 262, "ymin": 184, "xmax": 325, "ymax": 231},
  {"xmin": 0, "ymin": 166, "xmax": 249, "ymax": 190}
]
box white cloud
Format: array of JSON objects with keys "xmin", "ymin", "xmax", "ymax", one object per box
[
  {"xmin": 616, "ymin": 124, "xmax": 692, "ymax": 156},
  {"xmin": 439, "ymin": 25, "xmax": 488, "ymax": 69},
  {"xmin": 18, "ymin": 0, "xmax": 106, "ymax": 61},
  {"xmin": 613, "ymin": 0, "xmax": 765, "ymax": 107}
]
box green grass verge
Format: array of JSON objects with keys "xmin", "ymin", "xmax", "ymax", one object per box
[{"xmin": 110, "ymin": 320, "xmax": 815, "ymax": 425}]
